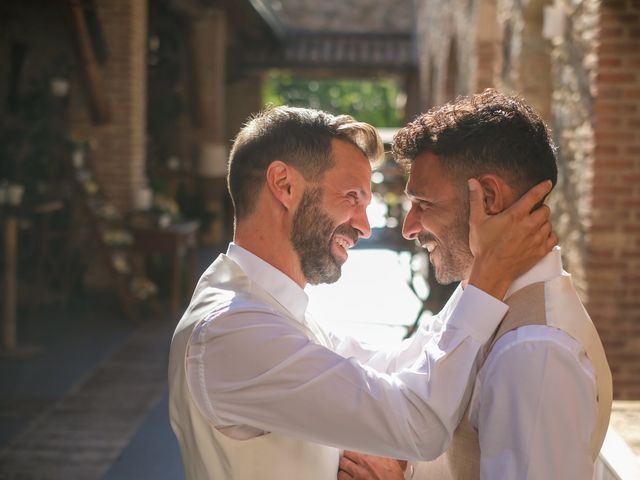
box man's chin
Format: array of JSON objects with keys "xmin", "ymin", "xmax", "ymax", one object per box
[
  {"xmin": 307, "ymin": 271, "xmax": 341, "ymax": 285},
  {"xmin": 304, "ymin": 259, "xmax": 343, "ymax": 285},
  {"xmin": 433, "ymin": 263, "xmax": 461, "ymax": 285}
]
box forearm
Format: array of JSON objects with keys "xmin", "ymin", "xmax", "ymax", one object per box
[{"xmin": 467, "ymin": 256, "xmax": 512, "ymax": 300}]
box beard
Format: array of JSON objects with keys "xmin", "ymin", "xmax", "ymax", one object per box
[
  {"xmin": 419, "ymin": 205, "xmax": 474, "ymax": 285},
  {"xmin": 290, "ymin": 186, "xmax": 358, "ymax": 285}
]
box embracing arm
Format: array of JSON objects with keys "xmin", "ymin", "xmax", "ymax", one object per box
[
  {"xmin": 467, "ymin": 179, "xmax": 557, "ymax": 299},
  {"xmin": 187, "ymin": 288, "xmax": 505, "ymax": 461}
]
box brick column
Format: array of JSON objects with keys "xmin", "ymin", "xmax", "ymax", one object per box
[
  {"xmin": 69, "ymin": 0, "xmax": 147, "ymax": 212},
  {"xmin": 190, "ymin": 10, "xmax": 228, "ymax": 244},
  {"xmin": 589, "ymin": 0, "xmax": 640, "ymax": 399}
]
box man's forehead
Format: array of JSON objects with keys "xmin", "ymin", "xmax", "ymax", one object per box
[{"xmin": 405, "ymin": 155, "xmax": 459, "ymax": 199}]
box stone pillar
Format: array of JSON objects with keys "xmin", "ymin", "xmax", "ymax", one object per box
[
  {"xmin": 69, "ymin": 0, "xmax": 148, "ymax": 212},
  {"xmin": 404, "ymin": 70, "xmax": 421, "ymax": 122},
  {"xmin": 475, "ymin": 0, "xmax": 499, "ymax": 90},
  {"xmin": 519, "ymin": 0, "xmax": 552, "ymax": 121}
]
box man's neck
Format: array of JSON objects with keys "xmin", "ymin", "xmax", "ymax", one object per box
[{"xmin": 234, "ymin": 222, "xmax": 307, "ymax": 288}]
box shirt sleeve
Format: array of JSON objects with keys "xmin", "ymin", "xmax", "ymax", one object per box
[
  {"xmin": 473, "ymin": 327, "xmax": 597, "ymax": 479},
  {"xmin": 334, "ymin": 284, "xmax": 507, "ymax": 374},
  {"xmin": 186, "ymin": 285, "xmax": 508, "ymax": 461}
]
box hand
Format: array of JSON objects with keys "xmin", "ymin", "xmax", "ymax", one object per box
[
  {"xmin": 467, "ymin": 179, "xmax": 558, "ymax": 299},
  {"xmin": 338, "ymin": 451, "xmax": 406, "ymax": 480}
]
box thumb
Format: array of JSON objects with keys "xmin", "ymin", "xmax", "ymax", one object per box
[{"xmin": 468, "ymin": 178, "xmax": 487, "ymax": 223}]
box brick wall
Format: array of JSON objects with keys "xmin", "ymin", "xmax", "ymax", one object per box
[
  {"xmin": 589, "ymin": 0, "xmax": 640, "ymax": 399},
  {"xmin": 69, "ymin": 0, "xmax": 148, "ymax": 212}
]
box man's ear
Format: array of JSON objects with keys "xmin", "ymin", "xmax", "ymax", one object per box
[
  {"xmin": 476, "ymin": 174, "xmax": 510, "ymax": 214},
  {"xmin": 265, "ymin": 160, "xmax": 300, "ymax": 212}
]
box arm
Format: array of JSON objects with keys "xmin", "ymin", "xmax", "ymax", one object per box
[
  {"xmin": 475, "ymin": 328, "xmax": 596, "ymax": 479},
  {"xmin": 187, "ymin": 285, "xmax": 506, "ymax": 461},
  {"xmin": 330, "ymin": 308, "xmax": 448, "ymax": 373}
]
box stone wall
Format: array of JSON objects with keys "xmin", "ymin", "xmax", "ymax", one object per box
[
  {"xmin": 546, "ymin": 0, "xmax": 599, "ymax": 298},
  {"xmin": 413, "ymin": 0, "xmax": 640, "ymax": 398}
]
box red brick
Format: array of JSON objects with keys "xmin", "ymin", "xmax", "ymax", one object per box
[
  {"xmin": 594, "ymin": 144, "xmax": 620, "ymax": 155},
  {"xmin": 599, "ymin": 42, "xmax": 640, "ymax": 55},
  {"xmin": 599, "ymin": 57, "xmax": 623, "ymax": 68},
  {"xmin": 598, "ymin": 72, "xmax": 637, "ymax": 83},
  {"xmin": 594, "ymin": 102, "xmax": 638, "ymax": 114},
  {"xmin": 601, "ymin": 26, "xmax": 625, "ymax": 38},
  {"xmin": 595, "ymin": 132, "xmax": 637, "ymax": 143}
]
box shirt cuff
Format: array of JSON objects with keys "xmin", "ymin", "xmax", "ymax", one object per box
[
  {"xmin": 404, "ymin": 461, "xmax": 416, "ymax": 479},
  {"xmin": 446, "ymin": 284, "xmax": 508, "ymax": 343}
]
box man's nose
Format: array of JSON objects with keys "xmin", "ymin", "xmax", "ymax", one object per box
[
  {"xmin": 402, "ymin": 206, "xmax": 420, "ymax": 240},
  {"xmin": 353, "ymin": 206, "xmax": 372, "ymax": 239}
]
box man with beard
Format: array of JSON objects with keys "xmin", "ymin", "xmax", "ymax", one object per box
[
  {"xmin": 338, "ymin": 91, "xmax": 611, "ymax": 480},
  {"xmin": 168, "ymin": 105, "xmax": 557, "ymax": 480}
]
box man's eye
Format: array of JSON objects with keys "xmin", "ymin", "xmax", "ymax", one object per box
[
  {"xmin": 348, "ymin": 192, "xmax": 359, "ymax": 203},
  {"xmin": 418, "ymin": 201, "xmax": 432, "ymax": 210}
]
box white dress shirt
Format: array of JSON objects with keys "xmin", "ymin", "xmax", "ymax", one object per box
[
  {"xmin": 185, "ymin": 243, "xmax": 509, "ymax": 460},
  {"xmin": 466, "ymin": 247, "xmax": 597, "ymax": 479}
]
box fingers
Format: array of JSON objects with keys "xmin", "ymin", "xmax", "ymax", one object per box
[
  {"xmin": 343, "ymin": 450, "xmax": 359, "ymax": 461},
  {"xmin": 510, "ymin": 180, "xmax": 553, "ymax": 217},
  {"xmin": 528, "ymin": 204, "xmax": 551, "ymax": 229},
  {"xmin": 467, "ymin": 178, "xmax": 487, "ymax": 225},
  {"xmin": 338, "ymin": 455, "xmax": 364, "ymax": 480},
  {"xmin": 538, "ymin": 221, "xmax": 552, "ymax": 242},
  {"xmin": 338, "ymin": 470, "xmax": 353, "ymax": 480}
]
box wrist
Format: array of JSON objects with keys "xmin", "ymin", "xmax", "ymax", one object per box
[{"xmin": 467, "ymin": 257, "xmax": 512, "ymax": 300}]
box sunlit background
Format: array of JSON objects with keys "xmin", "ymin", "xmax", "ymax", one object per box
[{"xmin": 1, "ymin": 0, "xmax": 639, "ymax": 478}]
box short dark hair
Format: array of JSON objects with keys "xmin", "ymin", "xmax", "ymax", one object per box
[
  {"xmin": 392, "ymin": 89, "xmax": 557, "ymax": 196},
  {"xmin": 228, "ymin": 106, "xmax": 384, "ymax": 220}
]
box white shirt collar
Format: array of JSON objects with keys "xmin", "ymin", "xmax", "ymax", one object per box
[
  {"xmin": 226, "ymin": 243, "xmax": 309, "ymax": 321},
  {"xmin": 504, "ymin": 246, "xmax": 565, "ymax": 300}
]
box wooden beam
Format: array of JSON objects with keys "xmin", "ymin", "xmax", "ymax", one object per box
[{"xmin": 64, "ymin": 0, "xmax": 111, "ymax": 124}]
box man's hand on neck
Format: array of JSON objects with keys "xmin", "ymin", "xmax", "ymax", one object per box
[{"xmin": 466, "ymin": 179, "xmax": 557, "ymax": 300}]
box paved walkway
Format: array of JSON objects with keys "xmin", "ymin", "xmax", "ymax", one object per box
[{"xmin": 0, "ymin": 311, "xmax": 175, "ymax": 479}]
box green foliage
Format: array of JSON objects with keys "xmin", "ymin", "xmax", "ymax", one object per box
[{"xmin": 263, "ymin": 71, "xmax": 405, "ymax": 128}]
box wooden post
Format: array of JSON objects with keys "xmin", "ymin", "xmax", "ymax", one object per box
[
  {"xmin": 64, "ymin": 0, "xmax": 111, "ymax": 124},
  {"xmin": 3, "ymin": 215, "xmax": 18, "ymax": 350}
]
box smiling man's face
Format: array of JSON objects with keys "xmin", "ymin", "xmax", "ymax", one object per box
[
  {"xmin": 402, "ymin": 152, "xmax": 474, "ymax": 284},
  {"xmin": 291, "ymin": 139, "xmax": 373, "ymax": 285}
]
